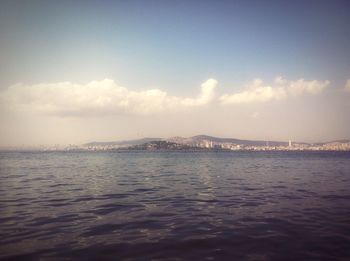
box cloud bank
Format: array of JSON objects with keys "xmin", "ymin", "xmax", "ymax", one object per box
[
  {"xmin": 0, "ymin": 77, "xmax": 329, "ymax": 116},
  {"xmin": 1, "ymin": 79, "xmax": 218, "ymax": 116},
  {"xmin": 219, "ymin": 77, "xmax": 329, "ymax": 105}
]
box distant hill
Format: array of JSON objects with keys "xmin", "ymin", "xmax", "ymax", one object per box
[
  {"xmin": 167, "ymin": 135, "xmax": 290, "ymax": 147},
  {"xmin": 313, "ymin": 139, "xmax": 350, "ymax": 145},
  {"xmin": 84, "ymin": 135, "xmax": 349, "ymax": 148},
  {"xmin": 84, "ymin": 138, "xmax": 162, "ymax": 147}
]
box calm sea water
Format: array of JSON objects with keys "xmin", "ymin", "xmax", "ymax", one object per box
[{"xmin": 0, "ymin": 151, "xmax": 350, "ymax": 260}]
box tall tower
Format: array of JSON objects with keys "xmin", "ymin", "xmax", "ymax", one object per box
[{"xmin": 289, "ymin": 140, "xmax": 292, "ymax": 147}]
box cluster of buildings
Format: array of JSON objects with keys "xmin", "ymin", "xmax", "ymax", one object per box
[
  {"xmin": 307, "ymin": 142, "xmax": 350, "ymax": 151},
  {"xmin": 78, "ymin": 144, "xmax": 123, "ymax": 151},
  {"xmin": 185, "ymin": 139, "xmax": 350, "ymax": 151},
  {"xmin": 194, "ymin": 140, "xmax": 241, "ymax": 150}
]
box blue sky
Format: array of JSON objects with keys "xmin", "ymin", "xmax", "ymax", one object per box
[
  {"xmin": 0, "ymin": 0, "xmax": 349, "ymax": 145},
  {"xmin": 1, "ymin": 0, "xmax": 349, "ymax": 89}
]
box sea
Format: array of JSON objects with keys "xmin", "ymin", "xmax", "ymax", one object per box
[{"xmin": 0, "ymin": 151, "xmax": 350, "ymax": 260}]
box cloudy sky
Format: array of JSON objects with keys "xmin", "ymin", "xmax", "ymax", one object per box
[{"xmin": 0, "ymin": 0, "xmax": 349, "ymax": 146}]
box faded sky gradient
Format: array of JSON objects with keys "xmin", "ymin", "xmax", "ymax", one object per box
[{"xmin": 0, "ymin": 0, "xmax": 350, "ymax": 146}]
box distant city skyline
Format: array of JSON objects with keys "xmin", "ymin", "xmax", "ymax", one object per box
[{"xmin": 0, "ymin": 0, "xmax": 350, "ymax": 146}]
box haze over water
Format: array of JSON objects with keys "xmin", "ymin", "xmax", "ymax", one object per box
[{"xmin": 1, "ymin": 151, "xmax": 350, "ymax": 260}]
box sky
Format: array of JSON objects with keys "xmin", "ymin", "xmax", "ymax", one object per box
[{"xmin": 0, "ymin": 0, "xmax": 349, "ymax": 146}]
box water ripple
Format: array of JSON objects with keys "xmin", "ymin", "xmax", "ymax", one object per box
[{"xmin": 0, "ymin": 151, "xmax": 350, "ymax": 260}]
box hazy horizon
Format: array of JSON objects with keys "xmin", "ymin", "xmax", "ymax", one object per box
[
  {"xmin": 1, "ymin": 1, "xmax": 350, "ymax": 146},
  {"xmin": 1, "ymin": 133, "xmax": 349, "ymax": 148}
]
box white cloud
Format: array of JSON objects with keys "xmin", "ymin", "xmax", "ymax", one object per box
[
  {"xmin": 220, "ymin": 85, "xmax": 287, "ymax": 104},
  {"xmin": 180, "ymin": 78, "xmax": 217, "ymax": 106},
  {"xmin": 219, "ymin": 77, "xmax": 287, "ymax": 105},
  {"xmin": 274, "ymin": 76, "xmax": 287, "ymax": 85},
  {"xmin": 345, "ymin": 79, "xmax": 350, "ymax": 92},
  {"xmin": 0, "ymin": 76, "xmax": 330, "ymax": 116},
  {"xmin": 219, "ymin": 77, "xmax": 329, "ymax": 105},
  {"xmin": 1, "ymin": 78, "xmax": 218, "ymax": 116},
  {"xmin": 287, "ymin": 79, "xmax": 329, "ymax": 96}
]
